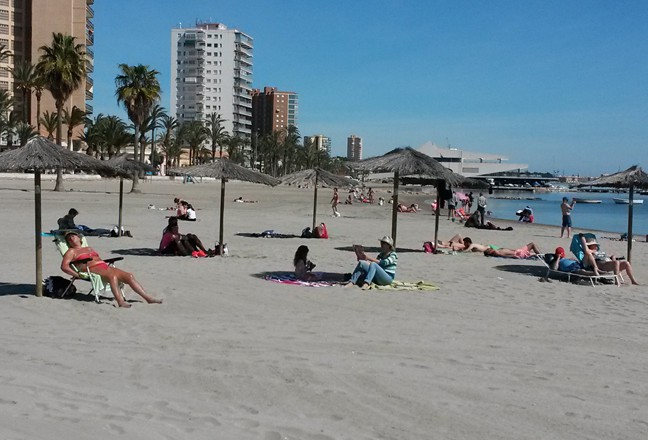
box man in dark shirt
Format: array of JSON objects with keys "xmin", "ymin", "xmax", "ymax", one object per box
[{"xmin": 57, "ymin": 208, "xmax": 79, "ymax": 230}]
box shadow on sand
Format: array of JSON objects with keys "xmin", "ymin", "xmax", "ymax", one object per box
[
  {"xmin": 335, "ymin": 245, "xmax": 423, "ymax": 254},
  {"xmin": 111, "ymin": 248, "xmax": 163, "ymax": 257}
]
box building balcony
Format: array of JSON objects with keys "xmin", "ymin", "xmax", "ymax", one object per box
[
  {"xmin": 85, "ymin": 100, "xmax": 93, "ymax": 112},
  {"xmin": 86, "ymin": 4, "xmax": 94, "ymax": 19}
]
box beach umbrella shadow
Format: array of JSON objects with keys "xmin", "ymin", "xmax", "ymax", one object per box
[
  {"xmin": 110, "ymin": 248, "xmax": 164, "ymax": 257},
  {"xmin": 493, "ymin": 264, "xmax": 547, "ymax": 278},
  {"xmin": 0, "ymin": 282, "xmax": 37, "ymax": 297},
  {"xmin": 0, "ymin": 137, "xmax": 126, "ymax": 297},
  {"xmin": 169, "ymin": 160, "xmax": 280, "ymax": 256},
  {"xmin": 335, "ymin": 245, "xmax": 424, "ymax": 254}
]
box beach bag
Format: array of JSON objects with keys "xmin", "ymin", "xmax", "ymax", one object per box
[
  {"xmin": 423, "ymin": 241, "xmax": 435, "ymax": 254},
  {"xmin": 43, "ymin": 276, "xmax": 76, "ymax": 298},
  {"xmin": 301, "ymin": 227, "xmax": 313, "ymax": 238}
]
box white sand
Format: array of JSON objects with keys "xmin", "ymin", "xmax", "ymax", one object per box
[{"xmin": 0, "ymin": 177, "xmax": 647, "ymax": 440}]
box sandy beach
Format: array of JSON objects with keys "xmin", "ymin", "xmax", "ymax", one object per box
[{"xmin": 1, "ymin": 177, "xmax": 647, "ymax": 440}]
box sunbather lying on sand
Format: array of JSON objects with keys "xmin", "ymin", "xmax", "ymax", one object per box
[
  {"xmin": 464, "ymin": 211, "xmax": 513, "ymax": 230},
  {"xmin": 436, "ymin": 234, "xmax": 491, "ymax": 252},
  {"xmin": 483, "ymin": 242, "xmax": 541, "ymax": 258}
]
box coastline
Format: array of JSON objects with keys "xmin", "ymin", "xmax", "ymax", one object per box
[{"xmin": 1, "ymin": 177, "xmax": 647, "ymax": 439}]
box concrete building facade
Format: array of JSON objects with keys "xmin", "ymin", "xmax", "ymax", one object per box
[
  {"xmin": 171, "ymin": 21, "xmax": 253, "ymax": 143},
  {"xmin": 0, "ymin": 0, "xmax": 94, "ymax": 141},
  {"xmin": 347, "ymin": 134, "xmax": 362, "ymax": 161},
  {"xmin": 251, "ymin": 86, "xmax": 298, "ymax": 137},
  {"xmin": 304, "ymin": 135, "xmax": 331, "ymax": 156}
]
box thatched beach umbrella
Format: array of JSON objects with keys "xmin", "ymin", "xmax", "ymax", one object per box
[
  {"xmin": 280, "ymin": 167, "xmax": 357, "ymax": 231},
  {"xmin": 350, "ymin": 147, "xmax": 461, "ymax": 247},
  {"xmin": 169, "ymin": 160, "xmax": 280, "ymax": 256},
  {"xmin": 106, "ymin": 154, "xmax": 155, "ymax": 237},
  {"xmin": 578, "ymin": 165, "xmax": 648, "ymax": 262},
  {"xmin": 0, "ymin": 136, "xmax": 123, "ymax": 297}
]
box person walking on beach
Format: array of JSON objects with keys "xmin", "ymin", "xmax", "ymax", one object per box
[
  {"xmin": 447, "ymin": 191, "xmax": 458, "ymax": 220},
  {"xmin": 477, "ymin": 193, "xmax": 487, "ymax": 226},
  {"xmin": 560, "ymin": 197, "xmax": 576, "ymax": 238},
  {"xmin": 331, "ymin": 187, "xmax": 340, "ymax": 217}
]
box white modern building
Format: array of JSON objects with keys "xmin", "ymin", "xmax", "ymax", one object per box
[
  {"xmin": 347, "ymin": 135, "xmax": 362, "ymax": 161},
  {"xmin": 417, "ymin": 141, "xmax": 528, "ymax": 177},
  {"xmin": 304, "ymin": 135, "xmax": 331, "ymax": 156},
  {"xmin": 170, "ymin": 21, "xmax": 253, "ymax": 141}
]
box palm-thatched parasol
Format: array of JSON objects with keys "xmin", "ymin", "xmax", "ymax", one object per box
[
  {"xmin": 169, "ymin": 160, "xmax": 280, "ymax": 255},
  {"xmin": 280, "ymin": 167, "xmax": 357, "ymax": 231},
  {"xmin": 350, "ymin": 147, "xmax": 462, "ymax": 247},
  {"xmin": 106, "ymin": 154, "xmax": 155, "ymax": 236},
  {"xmin": 0, "ymin": 136, "xmax": 124, "ymax": 297},
  {"xmin": 578, "ymin": 165, "xmax": 648, "ymax": 262}
]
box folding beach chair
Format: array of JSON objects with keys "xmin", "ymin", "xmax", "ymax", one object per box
[
  {"xmin": 53, "ymin": 232, "xmax": 125, "ymax": 303},
  {"xmin": 538, "ymin": 253, "xmax": 620, "ymax": 286}
]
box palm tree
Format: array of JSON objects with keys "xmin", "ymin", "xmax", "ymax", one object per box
[
  {"xmin": 148, "ymin": 104, "xmax": 166, "ymax": 165},
  {"xmin": 226, "ymin": 135, "xmax": 249, "ymax": 165},
  {"xmin": 115, "ymin": 63, "xmax": 160, "ymax": 192},
  {"xmin": 33, "ymin": 75, "xmax": 45, "ymax": 132},
  {"xmin": 36, "ymin": 32, "xmax": 86, "ymax": 191},
  {"xmin": 39, "ymin": 110, "xmax": 58, "ymax": 140},
  {"xmin": 9, "ymin": 61, "xmax": 37, "ymax": 123},
  {"xmin": 183, "ymin": 120, "xmax": 208, "ymax": 165},
  {"xmin": 0, "ymin": 43, "xmax": 11, "ymax": 62},
  {"xmin": 281, "ymin": 125, "xmax": 300, "ymax": 175},
  {"xmin": 205, "ymin": 112, "xmax": 229, "ymax": 159},
  {"xmin": 79, "ymin": 113, "xmax": 105, "ymax": 157},
  {"xmin": 62, "ymin": 105, "xmax": 87, "ymax": 151},
  {"xmin": 15, "ymin": 122, "xmax": 38, "ymax": 146},
  {"xmin": 100, "ymin": 115, "xmax": 132, "ymax": 159}
]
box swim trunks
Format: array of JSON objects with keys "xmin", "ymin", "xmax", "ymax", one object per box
[
  {"xmin": 514, "ymin": 247, "xmax": 531, "ymax": 259},
  {"xmin": 562, "ymin": 215, "xmax": 572, "ymax": 227}
]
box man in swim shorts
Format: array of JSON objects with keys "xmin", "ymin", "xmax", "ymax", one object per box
[
  {"xmin": 483, "ymin": 242, "xmax": 541, "ymax": 258},
  {"xmin": 560, "ymin": 197, "xmax": 576, "ymax": 238}
]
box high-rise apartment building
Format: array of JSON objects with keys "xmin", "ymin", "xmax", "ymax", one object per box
[
  {"xmin": 251, "ymin": 86, "xmax": 298, "ymax": 137},
  {"xmin": 171, "ymin": 22, "xmax": 253, "ymax": 143},
  {"xmin": 0, "ymin": 0, "xmax": 94, "ymax": 142},
  {"xmin": 304, "ymin": 135, "xmax": 331, "ymax": 156},
  {"xmin": 347, "ymin": 134, "xmax": 362, "ymax": 161}
]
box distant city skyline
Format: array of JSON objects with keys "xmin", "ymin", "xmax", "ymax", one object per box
[{"xmin": 91, "ymin": 1, "xmax": 648, "ymax": 176}]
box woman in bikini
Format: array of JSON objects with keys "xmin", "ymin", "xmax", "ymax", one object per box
[{"xmin": 61, "ymin": 231, "xmax": 162, "ymax": 308}]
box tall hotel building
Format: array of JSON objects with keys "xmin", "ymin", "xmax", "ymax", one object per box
[
  {"xmin": 347, "ymin": 134, "xmax": 362, "ymax": 161},
  {"xmin": 251, "ymin": 86, "xmax": 298, "ymax": 137},
  {"xmin": 171, "ymin": 22, "xmax": 253, "ymax": 144},
  {"xmin": 0, "ymin": 0, "xmax": 94, "ymax": 140}
]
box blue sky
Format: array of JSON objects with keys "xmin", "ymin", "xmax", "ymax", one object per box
[{"xmin": 92, "ymin": 0, "xmax": 648, "ymax": 176}]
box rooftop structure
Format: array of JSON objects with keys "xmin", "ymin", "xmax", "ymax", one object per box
[{"xmin": 417, "ymin": 141, "xmax": 528, "ymax": 177}]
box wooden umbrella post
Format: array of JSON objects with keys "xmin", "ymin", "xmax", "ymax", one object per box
[
  {"xmin": 627, "ymin": 183, "xmax": 634, "ymax": 263},
  {"xmin": 34, "ymin": 170, "xmax": 43, "ymax": 297},
  {"xmin": 391, "ymin": 170, "xmax": 399, "ymax": 247},
  {"xmin": 118, "ymin": 177, "xmax": 124, "ymax": 237},
  {"xmin": 219, "ymin": 176, "xmax": 226, "ymax": 256},
  {"xmin": 312, "ymin": 173, "xmax": 318, "ymax": 232}
]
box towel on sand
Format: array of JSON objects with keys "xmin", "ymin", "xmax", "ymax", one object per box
[
  {"xmin": 264, "ymin": 273, "xmax": 342, "ymax": 287},
  {"xmin": 369, "ymin": 280, "xmax": 439, "ymax": 291}
]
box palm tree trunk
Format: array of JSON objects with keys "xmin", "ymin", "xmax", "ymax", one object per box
[
  {"xmin": 54, "ymin": 102, "xmax": 65, "ymax": 192},
  {"xmin": 22, "ymin": 89, "xmax": 28, "ymax": 123},
  {"xmin": 130, "ymin": 126, "xmax": 141, "ymax": 193}
]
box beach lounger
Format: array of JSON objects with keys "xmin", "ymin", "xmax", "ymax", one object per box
[
  {"xmin": 53, "ymin": 233, "xmax": 125, "ymax": 302},
  {"xmin": 539, "ymin": 253, "xmax": 620, "ymax": 286},
  {"xmin": 570, "ymin": 233, "xmax": 624, "ymax": 284}
]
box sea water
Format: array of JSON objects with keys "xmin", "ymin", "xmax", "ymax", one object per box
[{"xmin": 484, "ymin": 191, "xmax": 647, "ymax": 236}]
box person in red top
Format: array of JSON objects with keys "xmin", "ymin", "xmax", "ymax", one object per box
[{"xmin": 61, "ymin": 231, "xmax": 161, "ymax": 308}]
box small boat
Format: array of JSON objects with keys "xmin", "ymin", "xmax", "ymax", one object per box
[
  {"xmin": 573, "ymin": 198, "xmax": 602, "ymax": 204},
  {"xmin": 613, "ymin": 198, "xmax": 644, "ymax": 205}
]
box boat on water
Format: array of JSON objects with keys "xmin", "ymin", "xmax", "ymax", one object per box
[
  {"xmin": 613, "ymin": 198, "xmax": 644, "ymax": 205},
  {"xmin": 573, "ymin": 198, "xmax": 602, "ymax": 204}
]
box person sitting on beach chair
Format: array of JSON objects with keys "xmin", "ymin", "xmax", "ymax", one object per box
[
  {"xmin": 548, "ymin": 247, "xmax": 598, "ymax": 276},
  {"xmin": 483, "ymin": 242, "xmax": 541, "ymax": 258},
  {"xmin": 575, "ymin": 233, "xmax": 639, "ymax": 285},
  {"xmin": 61, "ymin": 231, "xmax": 161, "ymax": 308}
]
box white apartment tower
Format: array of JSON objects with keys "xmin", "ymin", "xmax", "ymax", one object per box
[
  {"xmin": 347, "ymin": 135, "xmax": 362, "ymax": 161},
  {"xmin": 171, "ymin": 21, "xmax": 253, "ymax": 141}
]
